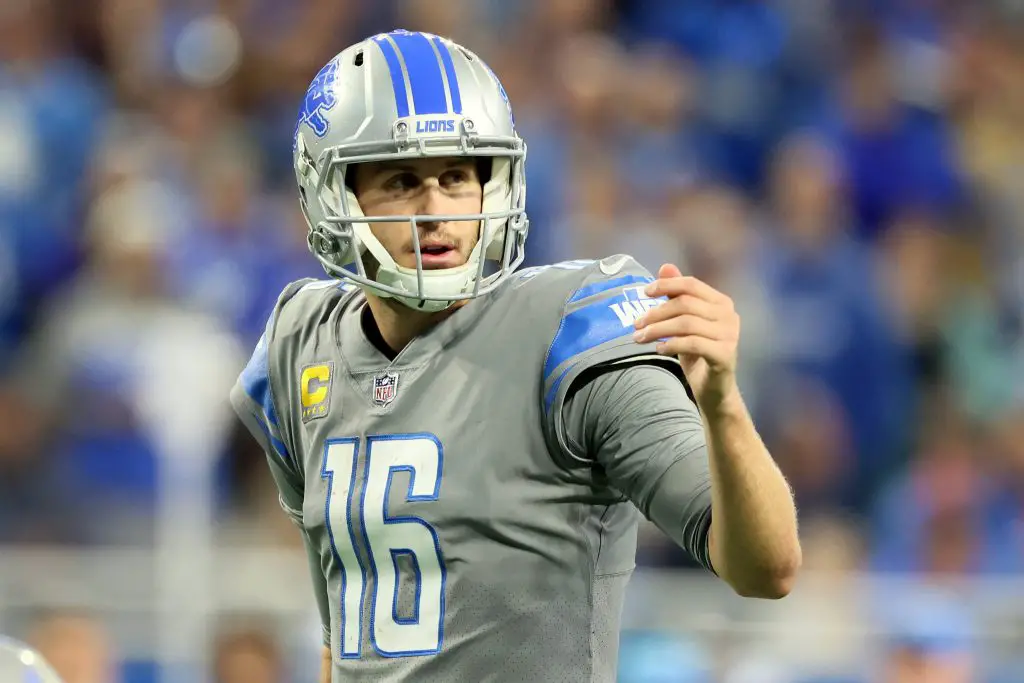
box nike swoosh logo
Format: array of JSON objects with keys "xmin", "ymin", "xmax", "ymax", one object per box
[{"xmin": 599, "ymin": 255, "xmax": 630, "ymax": 275}]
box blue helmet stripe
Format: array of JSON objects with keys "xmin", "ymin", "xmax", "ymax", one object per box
[
  {"xmin": 389, "ymin": 31, "xmax": 448, "ymax": 115},
  {"xmin": 374, "ymin": 36, "xmax": 410, "ymax": 118},
  {"xmin": 431, "ymin": 36, "xmax": 462, "ymax": 114}
]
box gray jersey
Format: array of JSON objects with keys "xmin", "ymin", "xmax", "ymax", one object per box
[{"xmin": 230, "ymin": 255, "xmax": 713, "ymax": 682}]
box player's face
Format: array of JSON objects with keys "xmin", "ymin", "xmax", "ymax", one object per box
[{"xmin": 352, "ymin": 157, "xmax": 484, "ymax": 271}]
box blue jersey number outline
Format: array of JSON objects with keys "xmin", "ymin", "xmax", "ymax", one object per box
[{"xmin": 321, "ymin": 433, "xmax": 446, "ymax": 659}]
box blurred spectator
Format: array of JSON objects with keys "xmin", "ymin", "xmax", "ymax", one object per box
[
  {"xmin": 723, "ymin": 515, "xmax": 869, "ymax": 683},
  {"xmin": 616, "ymin": 43, "xmax": 711, "ymax": 199},
  {"xmin": 163, "ymin": 139, "xmax": 316, "ymax": 346},
  {"xmin": 26, "ymin": 610, "xmax": 117, "ymax": 683},
  {"xmin": 527, "ymin": 0, "xmax": 613, "ymax": 49},
  {"xmin": 820, "ymin": 20, "xmax": 964, "ymax": 240},
  {"xmin": 213, "ymin": 624, "xmax": 285, "ymax": 683},
  {"xmin": 0, "ymin": 381, "xmax": 66, "ymax": 542},
  {"xmin": 615, "ymin": 0, "xmax": 788, "ymax": 187},
  {"xmin": 757, "ymin": 132, "xmax": 913, "ymax": 510},
  {"xmin": 869, "ymin": 405, "xmax": 1020, "ymax": 575},
  {"xmin": 876, "ymin": 212, "xmax": 955, "ymax": 393},
  {"xmin": 561, "ymin": 151, "xmax": 645, "ymax": 264},
  {"xmin": 770, "ymin": 380, "xmax": 855, "ymax": 516},
  {"xmin": 393, "ymin": 0, "xmax": 480, "ymax": 42},
  {"xmin": 4, "ymin": 178, "xmax": 243, "ymax": 543},
  {"xmin": 672, "ymin": 183, "xmax": 774, "ymax": 417},
  {"xmin": 874, "ymin": 592, "xmax": 977, "ymax": 683},
  {"xmin": 555, "ymin": 32, "xmax": 627, "ymax": 157},
  {"xmin": 0, "ymin": 0, "xmax": 109, "ymax": 364}
]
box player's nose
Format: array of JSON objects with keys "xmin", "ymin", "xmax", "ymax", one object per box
[{"xmin": 416, "ymin": 182, "xmax": 450, "ymax": 230}]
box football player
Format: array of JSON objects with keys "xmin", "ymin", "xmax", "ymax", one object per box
[{"xmin": 230, "ymin": 29, "xmax": 801, "ymax": 683}]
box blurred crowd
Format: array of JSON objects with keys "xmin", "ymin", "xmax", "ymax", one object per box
[{"xmin": 4, "ymin": 0, "xmax": 1024, "ymax": 680}]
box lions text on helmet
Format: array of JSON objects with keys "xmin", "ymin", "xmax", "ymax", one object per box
[{"xmin": 293, "ymin": 30, "xmax": 529, "ymax": 312}]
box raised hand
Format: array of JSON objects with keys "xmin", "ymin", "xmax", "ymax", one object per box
[{"xmin": 633, "ymin": 263, "xmax": 742, "ymax": 413}]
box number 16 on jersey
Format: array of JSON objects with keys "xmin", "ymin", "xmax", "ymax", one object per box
[{"xmin": 321, "ymin": 434, "xmax": 446, "ymax": 659}]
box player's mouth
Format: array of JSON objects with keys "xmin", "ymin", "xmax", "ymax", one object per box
[{"xmin": 415, "ymin": 242, "xmax": 462, "ymax": 269}]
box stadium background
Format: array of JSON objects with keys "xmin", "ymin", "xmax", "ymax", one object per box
[{"xmin": 2, "ymin": 0, "xmax": 1024, "ymax": 681}]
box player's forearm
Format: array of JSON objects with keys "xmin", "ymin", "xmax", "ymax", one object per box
[
  {"xmin": 320, "ymin": 646, "xmax": 332, "ymax": 683},
  {"xmin": 705, "ymin": 392, "xmax": 801, "ymax": 599}
]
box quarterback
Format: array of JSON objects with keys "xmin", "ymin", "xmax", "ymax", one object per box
[{"xmin": 230, "ymin": 29, "xmax": 800, "ymax": 683}]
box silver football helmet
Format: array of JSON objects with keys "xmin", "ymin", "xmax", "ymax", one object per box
[{"xmin": 293, "ymin": 29, "xmax": 529, "ymax": 311}]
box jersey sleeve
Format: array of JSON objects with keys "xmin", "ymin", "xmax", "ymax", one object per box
[
  {"xmin": 229, "ymin": 279, "xmax": 316, "ymax": 524},
  {"xmin": 561, "ymin": 362, "xmax": 715, "ymax": 573},
  {"xmin": 541, "ymin": 255, "xmax": 682, "ymax": 461}
]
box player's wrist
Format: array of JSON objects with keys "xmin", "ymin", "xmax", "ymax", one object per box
[{"xmin": 697, "ymin": 380, "xmax": 745, "ymax": 424}]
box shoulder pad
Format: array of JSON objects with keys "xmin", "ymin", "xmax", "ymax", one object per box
[
  {"xmin": 271, "ymin": 278, "xmax": 357, "ymax": 340},
  {"xmin": 541, "ymin": 255, "xmax": 665, "ymax": 413}
]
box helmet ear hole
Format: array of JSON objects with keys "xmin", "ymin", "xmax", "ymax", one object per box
[{"xmin": 476, "ymin": 158, "xmax": 492, "ymax": 184}]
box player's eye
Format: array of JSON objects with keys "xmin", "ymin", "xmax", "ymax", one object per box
[
  {"xmin": 383, "ymin": 172, "xmax": 420, "ymax": 194},
  {"xmin": 440, "ymin": 168, "xmax": 472, "ymax": 188}
]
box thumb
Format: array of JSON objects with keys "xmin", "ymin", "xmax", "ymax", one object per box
[{"xmin": 658, "ymin": 263, "xmax": 683, "ymax": 279}]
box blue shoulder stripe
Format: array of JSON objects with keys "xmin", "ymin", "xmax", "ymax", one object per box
[
  {"xmin": 544, "ymin": 299, "xmax": 638, "ymax": 380},
  {"xmin": 249, "ymin": 408, "xmax": 291, "ymax": 465},
  {"xmin": 543, "ymin": 275, "xmax": 661, "ymax": 411},
  {"xmin": 240, "ymin": 332, "xmax": 292, "ymax": 466}
]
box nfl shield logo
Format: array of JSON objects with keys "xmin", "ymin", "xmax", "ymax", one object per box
[{"xmin": 372, "ymin": 372, "xmax": 399, "ymax": 406}]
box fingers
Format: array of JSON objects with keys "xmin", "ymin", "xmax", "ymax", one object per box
[
  {"xmin": 634, "ymin": 295, "xmax": 719, "ymax": 329},
  {"xmin": 653, "ymin": 335, "xmax": 722, "ymax": 361},
  {"xmin": 633, "ymin": 314, "xmax": 723, "ymax": 344},
  {"xmin": 629, "ymin": 268, "xmax": 740, "ymax": 373},
  {"xmin": 645, "ymin": 275, "xmax": 730, "ymax": 305},
  {"xmin": 657, "ymin": 263, "xmax": 684, "ymax": 280}
]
